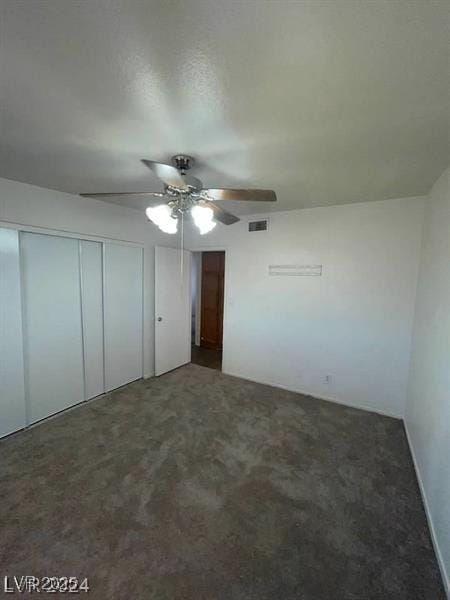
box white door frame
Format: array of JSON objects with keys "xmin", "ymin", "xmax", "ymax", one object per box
[
  {"xmin": 0, "ymin": 220, "xmax": 143, "ymax": 247},
  {"xmin": 192, "ymin": 252, "xmax": 202, "ymax": 347}
]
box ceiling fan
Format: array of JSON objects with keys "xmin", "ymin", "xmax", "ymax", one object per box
[{"xmin": 81, "ymin": 155, "xmax": 277, "ymax": 235}]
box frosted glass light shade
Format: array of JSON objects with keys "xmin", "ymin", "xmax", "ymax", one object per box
[
  {"xmin": 146, "ymin": 205, "xmax": 178, "ymax": 234},
  {"xmin": 191, "ymin": 205, "xmax": 216, "ymax": 235}
]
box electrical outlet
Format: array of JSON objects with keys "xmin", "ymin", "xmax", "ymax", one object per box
[{"xmin": 324, "ymin": 375, "xmax": 331, "ymax": 384}]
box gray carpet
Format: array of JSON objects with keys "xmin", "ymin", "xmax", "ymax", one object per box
[{"xmin": 0, "ymin": 364, "xmax": 445, "ymax": 599}]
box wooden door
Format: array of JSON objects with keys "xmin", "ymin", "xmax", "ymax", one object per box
[{"xmin": 200, "ymin": 251, "xmax": 225, "ymax": 350}]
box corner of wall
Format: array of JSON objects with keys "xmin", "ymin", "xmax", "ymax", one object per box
[
  {"xmin": 403, "ymin": 165, "xmax": 450, "ymax": 597},
  {"xmin": 404, "ymin": 422, "xmax": 450, "ymax": 596}
]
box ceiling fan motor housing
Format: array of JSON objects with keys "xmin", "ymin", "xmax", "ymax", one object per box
[{"xmin": 171, "ymin": 154, "xmax": 195, "ymax": 174}]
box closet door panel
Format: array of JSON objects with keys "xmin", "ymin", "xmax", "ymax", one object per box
[
  {"xmin": 104, "ymin": 243, "xmax": 143, "ymax": 391},
  {"xmin": 21, "ymin": 233, "xmax": 84, "ymax": 423},
  {"xmin": 80, "ymin": 240, "xmax": 104, "ymax": 399},
  {"xmin": 0, "ymin": 228, "xmax": 26, "ymax": 437}
]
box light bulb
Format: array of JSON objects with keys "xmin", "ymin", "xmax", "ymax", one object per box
[
  {"xmin": 146, "ymin": 204, "xmax": 178, "ymax": 234},
  {"xmin": 191, "ymin": 204, "xmax": 216, "ymax": 235}
]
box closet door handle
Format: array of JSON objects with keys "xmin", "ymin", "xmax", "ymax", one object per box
[{"xmin": 157, "ymin": 317, "xmax": 162, "ymax": 322}]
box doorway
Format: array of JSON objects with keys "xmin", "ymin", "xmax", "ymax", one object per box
[{"xmin": 191, "ymin": 251, "xmax": 225, "ymax": 371}]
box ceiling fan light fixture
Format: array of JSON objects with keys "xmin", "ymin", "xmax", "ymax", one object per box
[
  {"xmin": 191, "ymin": 204, "xmax": 216, "ymax": 235},
  {"xmin": 146, "ymin": 204, "xmax": 178, "ymax": 234},
  {"xmin": 82, "ymin": 155, "xmax": 277, "ymax": 231}
]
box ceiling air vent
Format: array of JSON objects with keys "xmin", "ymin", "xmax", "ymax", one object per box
[{"xmin": 248, "ymin": 219, "xmax": 268, "ymax": 232}]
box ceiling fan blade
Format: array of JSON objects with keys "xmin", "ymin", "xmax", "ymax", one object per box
[
  {"xmin": 141, "ymin": 159, "xmax": 190, "ymax": 190},
  {"xmin": 80, "ymin": 191, "xmax": 166, "ymax": 198},
  {"xmin": 183, "ymin": 173, "xmax": 203, "ymax": 190},
  {"xmin": 205, "ymin": 201, "xmax": 240, "ymax": 225},
  {"xmin": 202, "ymin": 188, "xmax": 277, "ymax": 202}
]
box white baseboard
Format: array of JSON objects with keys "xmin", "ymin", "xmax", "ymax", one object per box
[
  {"xmin": 404, "ymin": 423, "xmax": 449, "ymax": 597},
  {"xmin": 222, "ymin": 368, "xmax": 402, "ymax": 420}
]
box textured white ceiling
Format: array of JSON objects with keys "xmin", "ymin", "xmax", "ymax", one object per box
[{"xmin": 0, "ymin": 0, "xmax": 448, "ymax": 215}]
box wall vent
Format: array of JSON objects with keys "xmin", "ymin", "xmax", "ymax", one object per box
[
  {"xmin": 248, "ymin": 219, "xmax": 268, "ymax": 232},
  {"xmin": 269, "ymin": 264, "xmax": 323, "ymax": 276}
]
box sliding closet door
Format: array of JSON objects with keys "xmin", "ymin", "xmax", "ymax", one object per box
[
  {"xmin": 103, "ymin": 243, "xmax": 143, "ymax": 391},
  {"xmin": 21, "ymin": 233, "xmax": 84, "ymax": 423},
  {"xmin": 80, "ymin": 240, "xmax": 104, "ymax": 399},
  {"xmin": 0, "ymin": 228, "xmax": 26, "ymax": 437}
]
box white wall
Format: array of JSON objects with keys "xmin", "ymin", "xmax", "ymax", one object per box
[
  {"xmin": 405, "ymin": 167, "xmax": 450, "ymax": 594},
  {"xmin": 0, "ymin": 176, "xmax": 171, "ymax": 378},
  {"xmin": 186, "ymin": 196, "xmax": 425, "ymax": 418}
]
